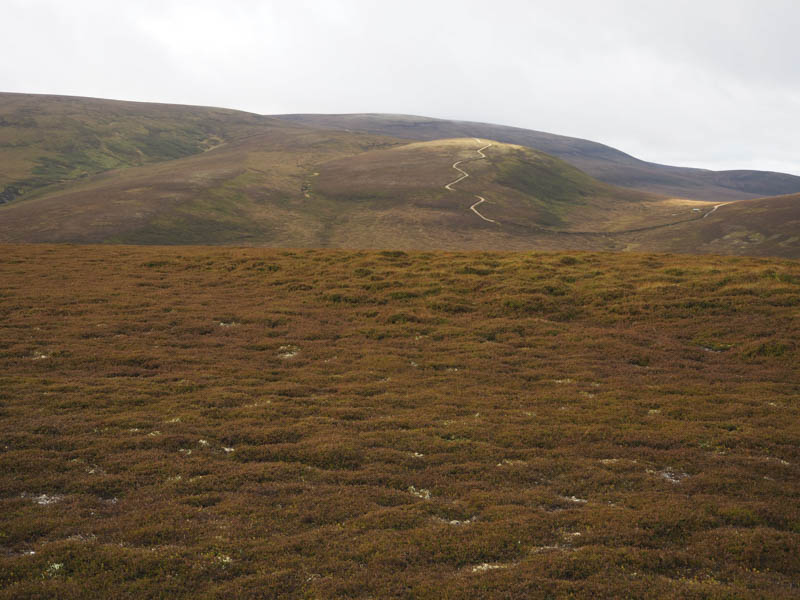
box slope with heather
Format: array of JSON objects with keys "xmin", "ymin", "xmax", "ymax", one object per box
[
  {"xmin": 1, "ymin": 93, "xmax": 799, "ymax": 257},
  {"xmin": 278, "ymin": 113, "xmax": 800, "ymax": 202},
  {"xmin": 309, "ymin": 137, "xmax": 687, "ymax": 248},
  {"xmin": 0, "ymin": 97, "xmax": 404, "ymax": 245},
  {"xmin": 0, "ymin": 245, "xmax": 798, "ymax": 598},
  {"xmin": 0, "ymin": 92, "xmax": 279, "ymax": 204},
  {"xmin": 622, "ymin": 193, "xmax": 800, "ymax": 257}
]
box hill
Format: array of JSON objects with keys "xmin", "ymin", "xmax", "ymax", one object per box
[
  {"xmin": 0, "ymin": 132, "xmax": 714, "ymax": 251},
  {"xmin": 622, "ymin": 193, "xmax": 800, "ymax": 257},
  {"xmin": 0, "ymin": 92, "xmax": 275, "ymax": 204},
  {"xmin": 277, "ymin": 113, "xmax": 800, "ymax": 202},
  {"xmin": 0, "ymin": 93, "xmax": 404, "ymax": 245},
  {"xmin": 1, "ymin": 244, "xmax": 798, "ymax": 598},
  {"xmin": 307, "ymin": 138, "xmax": 686, "ymax": 246},
  {"xmin": 1, "ymin": 93, "xmax": 799, "ymax": 257},
  {"xmin": 0, "ymin": 93, "xmax": 678, "ymax": 248}
]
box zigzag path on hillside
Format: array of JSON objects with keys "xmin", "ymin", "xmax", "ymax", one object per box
[
  {"xmin": 443, "ymin": 138, "xmax": 731, "ymax": 233},
  {"xmin": 445, "ymin": 138, "xmax": 500, "ymax": 225}
]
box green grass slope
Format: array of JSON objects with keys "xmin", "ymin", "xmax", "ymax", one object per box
[{"xmin": 1, "ymin": 245, "xmax": 798, "ymax": 598}]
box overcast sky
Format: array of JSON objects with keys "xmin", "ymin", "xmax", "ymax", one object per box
[{"xmin": 4, "ymin": 0, "xmax": 799, "ymax": 174}]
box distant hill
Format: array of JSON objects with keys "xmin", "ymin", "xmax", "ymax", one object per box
[
  {"xmin": 1, "ymin": 93, "xmax": 798, "ymax": 257},
  {"xmin": 0, "ymin": 92, "xmax": 277, "ymax": 205},
  {"xmin": 0, "ymin": 131, "xmax": 672, "ymax": 248},
  {"xmin": 0, "ymin": 93, "xmax": 403, "ymax": 245},
  {"xmin": 277, "ymin": 114, "xmax": 800, "ymax": 202}
]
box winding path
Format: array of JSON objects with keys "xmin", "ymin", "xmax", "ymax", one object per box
[
  {"xmin": 444, "ymin": 138, "xmax": 723, "ymax": 231},
  {"xmin": 444, "ymin": 161, "xmax": 470, "ymax": 191},
  {"xmin": 445, "ymin": 139, "xmax": 499, "ymax": 225},
  {"xmin": 470, "ymin": 196, "xmax": 499, "ymax": 224},
  {"xmin": 702, "ymin": 203, "xmax": 728, "ymax": 219}
]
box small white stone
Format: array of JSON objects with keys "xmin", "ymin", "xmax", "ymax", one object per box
[
  {"xmin": 497, "ymin": 459, "xmax": 527, "ymax": 467},
  {"xmin": 471, "ymin": 563, "xmax": 507, "ymax": 573},
  {"xmin": 408, "ymin": 486, "xmax": 431, "ymax": 500},
  {"xmin": 31, "ymin": 494, "xmax": 63, "ymax": 506},
  {"xmin": 278, "ymin": 345, "xmax": 300, "ymax": 359},
  {"xmin": 658, "ymin": 468, "xmax": 689, "ymax": 484},
  {"xmin": 561, "ymin": 495, "xmax": 588, "ymax": 504}
]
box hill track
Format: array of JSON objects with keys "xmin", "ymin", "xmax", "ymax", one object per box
[
  {"xmin": 445, "ymin": 139, "xmax": 499, "ymax": 225},
  {"xmin": 469, "ymin": 196, "xmax": 499, "ymax": 224},
  {"xmin": 703, "ymin": 203, "xmax": 728, "ymax": 218},
  {"xmin": 440, "ymin": 139, "xmax": 733, "ymax": 233},
  {"xmin": 444, "ymin": 161, "xmax": 470, "ymax": 191}
]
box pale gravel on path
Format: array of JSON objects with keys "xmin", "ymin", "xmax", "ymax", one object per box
[
  {"xmin": 445, "ymin": 139, "xmax": 500, "ymax": 225},
  {"xmin": 703, "ymin": 203, "xmax": 728, "ymax": 219},
  {"xmin": 470, "ymin": 196, "xmax": 499, "ymax": 224},
  {"xmin": 445, "ymin": 161, "xmax": 470, "ymax": 191}
]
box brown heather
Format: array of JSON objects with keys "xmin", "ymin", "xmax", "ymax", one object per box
[{"xmin": 0, "ymin": 244, "xmax": 798, "ymax": 599}]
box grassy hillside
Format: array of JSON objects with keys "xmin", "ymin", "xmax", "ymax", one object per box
[
  {"xmin": 278, "ymin": 114, "xmax": 800, "ymax": 202},
  {"xmin": 2, "ymin": 133, "xmax": 797, "ymax": 256},
  {"xmin": 622, "ymin": 193, "xmax": 800, "ymax": 257},
  {"xmin": 0, "ymin": 92, "xmax": 278, "ymax": 204},
  {"xmin": 0, "ymin": 130, "xmax": 700, "ymax": 250},
  {"xmin": 1, "ymin": 244, "xmax": 798, "ymax": 598},
  {"xmin": 0, "ymin": 99, "xmax": 404, "ymax": 245},
  {"xmin": 311, "ymin": 138, "xmax": 683, "ymax": 241},
  {"xmin": 1, "ymin": 93, "xmax": 798, "ymax": 257}
]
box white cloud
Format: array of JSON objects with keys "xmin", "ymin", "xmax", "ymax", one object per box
[{"xmin": 2, "ymin": 0, "xmax": 798, "ymax": 174}]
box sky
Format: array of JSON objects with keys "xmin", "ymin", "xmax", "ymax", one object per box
[{"xmin": 3, "ymin": 0, "xmax": 799, "ymax": 175}]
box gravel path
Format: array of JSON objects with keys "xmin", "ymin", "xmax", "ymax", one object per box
[{"xmin": 445, "ymin": 139, "xmax": 499, "ymax": 225}]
